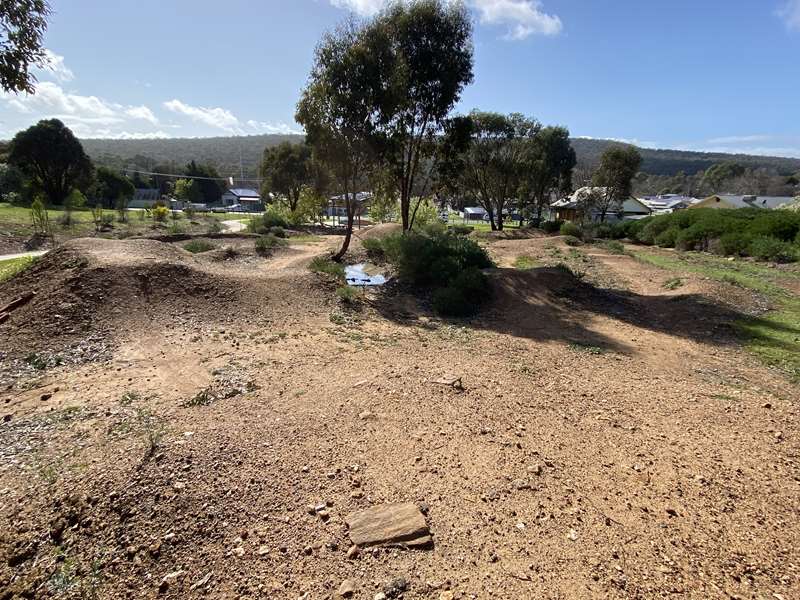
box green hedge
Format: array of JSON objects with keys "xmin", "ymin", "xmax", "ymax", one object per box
[{"xmin": 625, "ymin": 207, "xmax": 800, "ymax": 262}]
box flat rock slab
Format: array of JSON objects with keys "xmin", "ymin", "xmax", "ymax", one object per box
[{"xmin": 345, "ymin": 503, "xmax": 431, "ymax": 548}]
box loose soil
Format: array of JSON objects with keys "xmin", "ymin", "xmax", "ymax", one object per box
[{"xmin": 0, "ymin": 232, "xmax": 798, "ymax": 599}]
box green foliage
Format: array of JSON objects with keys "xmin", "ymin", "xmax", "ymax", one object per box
[
  {"xmin": 601, "ymin": 240, "xmax": 626, "ymax": 255},
  {"xmin": 8, "ymin": 119, "xmax": 93, "ymax": 206},
  {"xmin": 655, "ymin": 226, "xmax": 679, "ymax": 248},
  {"xmin": 30, "ymin": 196, "xmax": 50, "ymax": 236},
  {"xmin": 152, "ymin": 205, "xmax": 169, "ymax": 222},
  {"xmin": 249, "ymin": 206, "xmax": 289, "ymax": 233},
  {"xmin": 184, "ymin": 161, "xmax": 223, "ymax": 204},
  {"xmin": 0, "ymin": 255, "xmax": 36, "ymax": 282},
  {"xmin": 448, "ymin": 224, "xmax": 474, "ymax": 236},
  {"xmin": 663, "ymin": 277, "xmax": 684, "ymax": 290},
  {"xmin": 0, "ymin": 0, "xmax": 50, "ymax": 94},
  {"xmin": 309, "ymin": 256, "xmax": 346, "ymax": 281},
  {"xmin": 287, "ymin": 187, "xmax": 326, "ymax": 226},
  {"xmin": 260, "ymin": 142, "xmax": 314, "ymax": 212},
  {"xmin": 563, "ymin": 235, "xmax": 582, "ymax": 247},
  {"xmin": 361, "ymin": 237, "xmax": 385, "ymax": 258},
  {"xmin": 336, "ymin": 285, "xmax": 358, "ymax": 304},
  {"xmin": 541, "ymin": 220, "xmax": 563, "ymax": 234},
  {"xmin": 255, "ymin": 234, "xmax": 287, "ymax": 255},
  {"xmin": 184, "ymin": 240, "xmax": 216, "ymax": 254},
  {"xmin": 381, "ymin": 230, "xmax": 493, "ymax": 286},
  {"xmin": 747, "ymin": 236, "xmax": 797, "ymax": 263},
  {"xmin": 513, "ymin": 255, "xmax": 539, "ymax": 269},
  {"xmin": 716, "ymin": 232, "xmax": 752, "ymax": 256},
  {"xmin": 173, "ymin": 178, "xmax": 202, "ymax": 203},
  {"xmin": 410, "ymin": 199, "xmax": 441, "ymax": 230},
  {"xmin": 559, "ymin": 221, "xmax": 581, "ymax": 238},
  {"xmin": 432, "ymin": 267, "xmax": 490, "ymax": 317}
]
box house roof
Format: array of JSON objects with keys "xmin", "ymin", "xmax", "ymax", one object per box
[
  {"xmin": 329, "ymin": 192, "xmax": 372, "ymax": 202},
  {"xmin": 226, "ymin": 188, "xmax": 260, "ymax": 199},
  {"xmin": 553, "ymin": 187, "xmax": 651, "ymax": 214},
  {"xmin": 463, "ymin": 206, "xmax": 487, "ymax": 215},
  {"xmin": 703, "ymin": 195, "xmax": 793, "ymax": 210}
]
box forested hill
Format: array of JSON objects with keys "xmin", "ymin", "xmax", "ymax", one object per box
[{"xmin": 78, "ymin": 134, "xmax": 800, "ymax": 178}]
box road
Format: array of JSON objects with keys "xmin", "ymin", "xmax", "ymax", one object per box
[{"xmin": 221, "ymin": 220, "xmax": 248, "ymax": 233}]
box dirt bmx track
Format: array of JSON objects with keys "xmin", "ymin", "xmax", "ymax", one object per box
[{"xmin": 0, "ymin": 234, "xmax": 797, "ymax": 599}]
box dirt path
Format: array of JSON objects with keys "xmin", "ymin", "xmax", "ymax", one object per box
[
  {"xmin": 221, "ymin": 219, "xmax": 248, "ymax": 233},
  {"xmin": 1, "ymin": 235, "xmax": 798, "ymax": 599}
]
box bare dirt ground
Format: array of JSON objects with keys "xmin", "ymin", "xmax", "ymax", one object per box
[{"xmin": 0, "ymin": 232, "xmax": 798, "ymax": 599}]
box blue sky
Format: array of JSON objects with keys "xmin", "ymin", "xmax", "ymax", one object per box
[{"xmin": 2, "ymin": 0, "xmax": 800, "ymax": 157}]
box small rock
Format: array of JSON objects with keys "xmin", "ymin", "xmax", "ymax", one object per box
[
  {"xmin": 359, "ymin": 410, "xmax": 376, "ymax": 421},
  {"xmin": 567, "ymin": 529, "xmax": 579, "ymax": 541},
  {"xmin": 347, "ymin": 544, "xmax": 360, "ymax": 559},
  {"xmin": 665, "ymin": 508, "xmax": 678, "ymax": 517},
  {"xmin": 382, "ymin": 577, "xmax": 408, "ymax": 598},
  {"xmin": 527, "ymin": 464, "xmax": 542, "ymax": 476},
  {"xmin": 258, "ymin": 545, "xmax": 269, "ymax": 556},
  {"xmin": 440, "ymin": 592, "xmax": 455, "ymax": 600},
  {"xmin": 512, "ymin": 478, "xmax": 530, "ymax": 490},
  {"xmin": 232, "ymin": 546, "xmax": 245, "ymax": 557},
  {"xmin": 338, "ymin": 579, "xmax": 356, "ymax": 598},
  {"xmin": 158, "ymin": 570, "xmax": 185, "ymax": 594}
]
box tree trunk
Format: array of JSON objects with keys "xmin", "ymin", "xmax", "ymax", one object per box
[
  {"xmin": 496, "ymin": 209, "xmax": 504, "ymax": 231},
  {"xmin": 333, "ymin": 194, "xmax": 355, "ymax": 262}
]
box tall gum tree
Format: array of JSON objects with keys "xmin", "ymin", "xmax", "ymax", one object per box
[
  {"xmin": 296, "ymin": 21, "xmax": 378, "ymax": 262},
  {"xmin": 364, "ymin": 0, "xmax": 474, "ymax": 230}
]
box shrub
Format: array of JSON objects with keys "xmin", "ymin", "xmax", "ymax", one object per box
[
  {"xmin": 336, "ymin": 285, "xmax": 358, "ymax": 304},
  {"xmin": 152, "ymin": 205, "xmax": 169, "ymax": 222},
  {"xmin": 269, "ymin": 226, "xmax": 286, "ymax": 238},
  {"xmin": 563, "ymin": 235, "xmax": 582, "ymax": 247},
  {"xmin": 184, "ymin": 240, "xmax": 216, "ymax": 254},
  {"xmin": 637, "ymin": 215, "xmax": 673, "ymax": 245},
  {"xmin": 748, "ymin": 236, "xmax": 798, "ymax": 263},
  {"xmin": 592, "ymin": 223, "xmax": 615, "ymax": 239},
  {"xmin": 184, "ymin": 206, "xmax": 196, "ymax": 219},
  {"xmin": 255, "ymin": 234, "xmax": 287, "ymax": 255},
  {"xmin": 601, "ymin": 240, "xmax": 626, "ymax": 254},
  {"xmin": 361, "ymin": 237, "xmax": 384, "ymax": 258},
  {"xmin": 206, "ymin": 220, "xmax": 222, "ymax": 234},
  {"xmin": 654, "ymin": 226, "xmax": 679, "ymax": 248},
  {"xmin": 541, "ymin": 220, "xmax": 563, "ymax": 234},
  {"xmin": 382, "ymin": 231, "xmax": 492, "ymax": 286},
  {"xmin": 432, "ymin": 268, "xmax": 491, "ymax": 317},
  {"xmin": 748, "ymin": 211, "xmax": 800, "ymax": 242},
  {"xmin": 249, "ymin": 207, "xmax": 289, "ymax": 233},
  {"xmin": 559, "ymin": 221, "xmax": 581, "ymax": 238},
  {"xmin": 309, "ymin": 256, "xmax": 345, "ymax": 280},
  {"xmin": 716, "ymin": 232, "xmax": 752, "ymax": 256},
  {"xmin": 448, "ymin": 224, "xmax": 474, "ymax": 236}
]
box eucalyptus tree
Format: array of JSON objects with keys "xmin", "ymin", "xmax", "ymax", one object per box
[
  {"xmin": 451, "ymin": 111, "xmax": 541, "ymax": 231},
  {"xmin": 0, "ymin": 0, "xmax": 51, "ymax": 93},
  {"xmin": 260, "ymin": 142, "xmax": 314, "ymax": 213},
  {"xmin": 296, "ymin": 21, "xmax": 378, "ymax": 261},
  {"xmin": 591, "ymin": 145, "xmax": 642, "ymax": 221},
  {"xmin": 518, "ymin": 126, "xmax": 576, "ymax": 223},
  {"xmin": 362, "ymin": 0, "xmax": 474, "ymax": 230}
]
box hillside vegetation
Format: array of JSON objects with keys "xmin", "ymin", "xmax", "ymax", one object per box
[{"xmin": 76, "ymin": 135, "xmax": 800, "ymax": 181}]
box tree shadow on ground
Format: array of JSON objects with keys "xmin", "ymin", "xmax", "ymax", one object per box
[{"xmin": 372, "ymin": 267, "xmax": 800, "ymax": 356}]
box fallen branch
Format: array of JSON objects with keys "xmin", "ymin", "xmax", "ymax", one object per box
[{"xmin": 0, "ymin": 292, "xmax": 36, "ymax": 315}]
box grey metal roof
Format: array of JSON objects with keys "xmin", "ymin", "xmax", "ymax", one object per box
[{"xmin": 226, "ymin": 188, "xmax": 260, "ymax": 198}]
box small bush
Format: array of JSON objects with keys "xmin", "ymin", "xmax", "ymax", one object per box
[
  {"xmin": 541, "ymin": 220, "xmax": 563, "ymax": 234},
  {"xmin": 152, "ymin": 205, "xmax": 169, "ymax": 222},
  {"xmin": 184, "ymin": 240, "xmax": 216, "ymax": 254},
  {"xmin": 592, "ymin": 223, "xmax": 615, "ymax": 239},
  {"xmin": 559, "ymin": 222, "xmax": 581, "ymax": 238},
  {"xmin": 663, "ymin": 277, "xmax": 684, "ymax": 290},
  {"xmin": 206, "ymin": 219, "xmax": 223, "ymax": 234},
  {"xmin": 655, "ymin": 226, "xmax": 679, "ymax": 248},
  {"xmin": 432, "ymin": 268, "xmax": 491, "ymax": 317},
  {"xmin": 748, "ymin": 236, "xmax": 797, "ymax": 263},
  {"xmin": 336, "ymin": 285, "xmax": 358, "ymax": 304},
  {"xmin": 248, "ymin": 208, "xmax": 290, "ymax": 234},
  {"xmin": 269, "ymin": 225, "xmax": 286, "ymax": 238},
  {"xmin": 563, "ymin": 235, "xmax": 582, "ymax": 247},
  {"xmin": 309, "ymin": 256, "xmax": 346, "ymax": 280},
  {"xmin": 361, "ymin": 237, "xmax": 384, "ymax": 258},
  {"xmin": 255, "ymin": 234, "xmax": 287, "ymax": 255},
  {"xmin": 601, "ymin": 240, "xmax": 626, "ymax": 254},
  {"xmin": 448, "ymin": 224, "xmax": 474, "ymax": 236},
  {"xmin": 716, "ymin": 232, "xmax": 752, "ymax": 256}
]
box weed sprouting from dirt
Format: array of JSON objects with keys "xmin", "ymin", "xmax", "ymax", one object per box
[
  {"xmin": 310, "ymin": 256, "xmax": 346, "ymax": 281},
  {"xmin": 663, "ymin": 277, "xmax": 684, "ymax": 290},
  {"xmin": 568, "ymin": 342, "xmax": 606, "ymax": 355},
  {"xmin": 119, "ymin": 391, "xmax": 141, "ymax": 406},
  {"xmin": 336, "ymin": 285, "xmax": 359, "ymax": 304},
  {"xmin": 184, "ymin": 387, "xmax": 216, "ymax": 407},
  {"xmin": 513, "ymin": 255, "xmax": 538, "ymax": 270},
  {"xmin": 184, "ymin": 240, "xmax": 216, "ymax": 254}
]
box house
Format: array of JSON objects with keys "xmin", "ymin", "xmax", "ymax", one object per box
[
  {"xmin": 325, "ymin": 192, "xmax": 372, "ymax": 218},
  {"xmin": 128, "ymin": 188, "xmax": 161, "ymax": 209},
  {"xmin": 551, "ymin": 187, "xmax": 652, "ymax": 222},
  {"xmin": 640, "ymin": 195, "xmax": 699, "ymax": 214},
  {"xmin": 221, "ymin": 188, "xmax": 263, "ymax": 212},
  {"xmin": 691, "ymin": 195, "xmax": 794, "ymax": 210},
  {"xmin": 460, "ymin": 206, "xmax": 487, "ymax": 221}
]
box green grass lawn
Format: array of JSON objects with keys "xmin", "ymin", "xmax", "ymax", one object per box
[
  {"xmin": 635, "ymin": 250, "xmax": 800, "ymax": 381},
  {"xmin": 0, "ymin": 255, "xmax": 37, "ymax": 282}
]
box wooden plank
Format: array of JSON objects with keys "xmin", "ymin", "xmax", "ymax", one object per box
[{"xmin": 345, "ymin": 503, "xmax": 430, "ymax": 548}]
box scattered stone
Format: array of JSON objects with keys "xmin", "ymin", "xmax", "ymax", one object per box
[
  {"xmin": 432, "ymin": 375, "xmax": 463, "ymax": 390},
  {"xmin": 359, "ymin": 410, "xmax": 377, "ymax": 421},
  {"xmin": 439, "ymin": 592, "xmax": 455, "ymax": 600},
  {"xmin": 763, "ymin": 402, "xmax": 772, "ymax": 409},
  {"xmin": 337, "ymin": 579, "xmax": 356, "ymax": 598},
  {"xmin": 158, "ymin": 570, "xmax": 185, "ymax": 594},
  {"xmin": 258, "ymin": 545, "xmax": 269, "ymax": 556},
  {"xmin": 232, "ymin": 547, "xmax": 245, "ymax": 557},
  {"xmin": 347, "ymin": 544, "xmax": 360, "ymax": 559},
  {"xmin": 189, "ymin": 572, "xmax": 212, "ymax": 591},
  {"xmin": 382, "ymin": 577, "xmax": 409, "ymax": 598},
  {"xmin": 374, "ymin": 594, "xmax": 387, "ymax": 600},
  {"xmin": 666, "ymin": 508, "xmax": 678, "ymax": 517},
  {"xmin": 527, "ymin": 464, "xmax": 542, "ymax": 476},
  {"xmin": 345, "ymin": 503, "xmax": 431, "ymax": 548},
  {"xmin": 40, "ymin": 392, "xmax": 52, "ymax": 401},
  {"xmin": 512, "ymin": 478, "xmax": 530, "ymax": 490},
  {"xmin": 567, "ymin": 529, "xmax": 579, "ymax": 541}
]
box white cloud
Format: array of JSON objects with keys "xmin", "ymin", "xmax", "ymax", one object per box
[
  {"xmin": 37, "ymin": 50, "xmax": 75, "ymax": 83},
  {"xmin": 125, "ymin": 105, "xmax": 159, "ymax": 125},
  {"xmin": 245, "ymin": 119, "xmax": 303, "ymax": 135},
  {"xmin": 778, "ymin": 0, "xmax": 800, "ymax": 31},
  {"xmin": 329, "ymin": 0, "xmax": 386, "ymax": 15},
  {"xmin": 327, "ymin": 0, "xmax": 562, "ymax": 39},
  {"xmin": 163, "ymin": 99, "xmax": 240, "ymax": 132},
  {"xmin": 472, "ymin": 0, "xmax": 561, "ymax": 39}
]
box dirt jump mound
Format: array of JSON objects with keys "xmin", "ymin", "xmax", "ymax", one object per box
[{"xmin": 0, "ymin": 238, "xmax": 237, "ymax": 357}]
